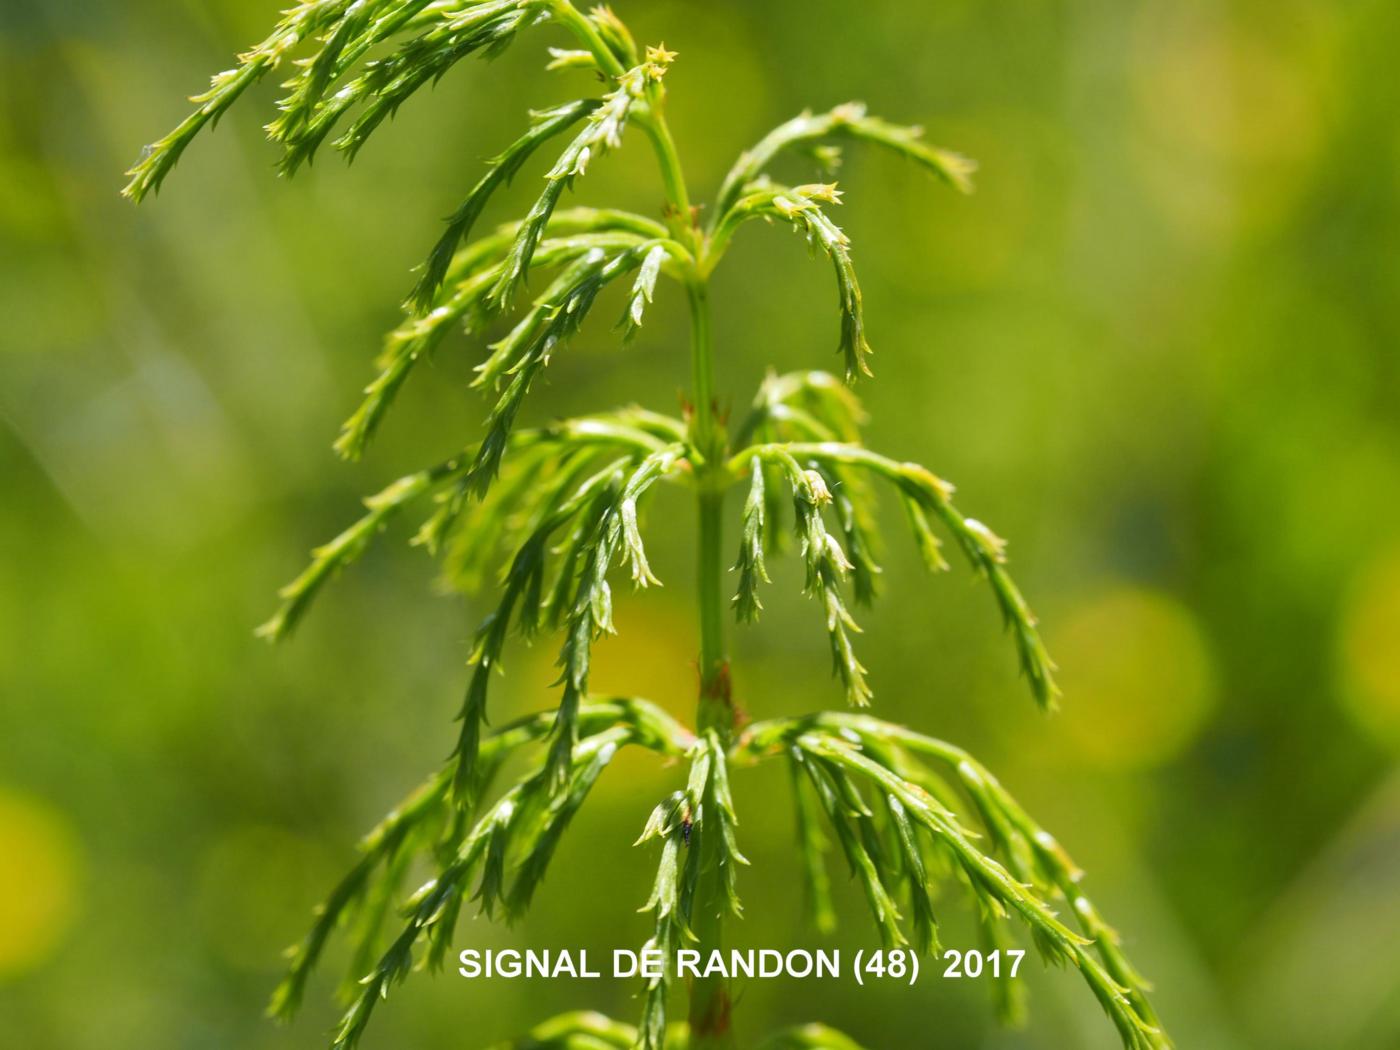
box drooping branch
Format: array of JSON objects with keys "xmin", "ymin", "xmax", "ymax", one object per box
[
  {"xmin": 280, "ymin": 1, "xmax": 538, "ymax": 173},
  {"xmin": 255, "ymin": 445, "xmax": 476, "ymax": 643},
  {"xmin": 735, "ymin": 715, "xmax": 1167, "ymax": 1049},
  {"xmin": 336, "ymin": 204, "xmax": 682, "ymax": 462},
  {"xmin": 123, "ymin": 0, "xmax": 359, "ymax": 200},
  {"xmin": 446, "ymin": 438, "xmax": 689, "ymax": 803},
  {"xmin": 268, "ymin": 764, "xmax": 448, "ymax": 1024},
  {"xmin": 733, "ymin": 441, "xmax": 1058, "ymax": 711},
  {"xmin": 122, "ymin": 0, "xmax": 642, "ymax": 201},
  {"xmin": 331, "ymin": 711, "xmax": 688, "ymax": 1050},
  {"xmin": 338, "ymin": 230, "xmax": 658, "ymax": 460},
  {"xmin": 710, "ymin": 182, "xmax": 871, "ymax": 381},
  {"xmin": 450, "ymin": 459, "xmax": 630, "ymax": 804},
  {"xmin": 467, "ymin": 242, "xmax": 684, "ymax": 496},
  {"xmin": 634, "ymin": 790, "xmax": 698, "ymax": 1049},
  {"xmin": 330, "ymin": 729, "xmax": 616, "ymax": 1050},
  {"xmin": 270, "ymin": 698, "xmax": 688, "ymax": 1025},
  {"xmin": 736, "ymin": 370, "xmax": 867, "ymax": 447},
  {"xmin": 431, "ymin": 412, "xmax": 679, "ymax": 586},
  {"xmin": 409, "ymin": 99, "xmax": 604, "ymax": 313},
  {"xmin": 713, "ymin": 100, "xmax": 975, "ymax": 222},
  {"xmin": 542, "ymin": 444, "xmax": 688, "ymax": 787},
  {"xmin": 257, "ymin": 413, "xmax": 675, "ymax": 643},
  {"xmin": 635, "ymin": 732, "xmax": 745, "ymax": 1050},
  {"xmin": 826, "ymin": 739, "xmax": 1157, "ymax": 1049},
  {"xmin": 788, "ymin": 744, "xmax": 905, "ymax": 947},
  {"xmin": 490, "ymin": 48, "xmax": 676, "ymax": 309},
  {"xmin": 812, "ymin": 712, "xmax": 1166, "ymax": 1037},
  {"xmin": 265, "ymin": 0, "xmax": 442, "ymax": 147},
  {"xmin": 733, "ymin": 372, "xmax": 882, "ymax": 604},
  {"xmin": 733, "ymin": 442, "xmax": 871, "ymax": 705}
]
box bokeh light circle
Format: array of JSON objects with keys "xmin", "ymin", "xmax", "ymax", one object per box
[
  {"xmin": 1052, "ymin": 586, "xmax": 1217, "ymax": 770},
  {"xmin": 0, "ymin": 789, "xmax": 81, "ymax": 979},
  {"xmin": 1338, "ymin": 547, "xmax": 1400, "ymax": 745}
]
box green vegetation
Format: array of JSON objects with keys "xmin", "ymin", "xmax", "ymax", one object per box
[{"xmin": 126, "ymin": 2, "xmax": 1171, "ymax": 1047}]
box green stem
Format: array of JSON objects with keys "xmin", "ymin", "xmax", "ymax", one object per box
[
  {"xmin": 687, "ymin": 279, "xmax": 729, "ymax": 723},
  {"xmin": 640, "ymin": 112, "xmax": 695, "ymax": 247},
  {"xmin": 686, "ymin": 274, "xmax": 736, "ymax": 1050},
  {"xmin": 549, "ymin": 0, "xmax": 626, "ymax": 78},
  {"xmin": 696, "ymin": 485, "xmax": 726, "ymax": 714},
  {"xmin": 688, "ymin": 774, "xmax": 735, "ymax": 1049},
  {"xmin": 687, "ymin": 282, "xmax": 718, "ymax": 466},
  {"xmin": 552, "ymin": 0, "xmax": 696, "ymax": 249}
]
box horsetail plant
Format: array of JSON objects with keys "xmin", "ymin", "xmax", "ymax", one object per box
[{"xmin": 128, "ymin": 3, "xmax": 1171, "ymax": 1047}]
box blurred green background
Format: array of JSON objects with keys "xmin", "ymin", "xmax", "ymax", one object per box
[{"xmin": 4, "ymin": 0, "xmax": 1400, "ymax": 1047}]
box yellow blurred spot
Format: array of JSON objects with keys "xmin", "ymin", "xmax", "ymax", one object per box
[
  {"xmin": 1338, "ymin": 548, "xmax": 1400, "ymax": 745},
  {"xmin": 1130, "ymin": 2, "xmax": 1328, "ymax": 235},
  {"xmin": 1052, "ymin": 587, "xmax": 1216, "ymax": 770},
  {"xmin": 516, "ymin": 597, "xmax": 696, "ymax": 714},
  {"xmin": 0, "ymin": 789, "xmax": 81, "ymax": 978},
  {"xmin": 510, "ymin": 597, "xmax": 694, "ymax": 803}
]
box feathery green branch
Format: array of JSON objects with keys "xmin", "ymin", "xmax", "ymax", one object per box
[
  {"xmin": 490, "ymin": 49, "xmax": 675, "ymax": 309},
  {"xmin": 734, "ymin": 441, "xmax": 1057, "ymax": 711},
  {"xmin": 336, "ymin": 229, "xmax": 657, "ymax": 461},
  {"xmin": 736, "ymin": 713, "xmax": 1167, "ymax": 1049},
  {"xmin": 271, "ymin": 698, "xmax": 687, "ymax": 1025},
  {"xmin": 332, "ymin": 719, "xmax": 670, "ymax": 1050},
  {"xmin": 711, "ymin": 182, "xmax": 871, "ymax": 381},
  {"xmin": 409, "ymin": 99, "xmax": 603, "ymax": 313},
  {"xmin": 124, "ymin": 0, "xmax": 357, "ymax": 201},
  {"xmin": 713, "ymin": 100, "xmax": 975, "ymax": 222}
]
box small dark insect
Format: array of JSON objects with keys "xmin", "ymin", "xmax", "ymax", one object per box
[{"xmin": 681, "ymin": 811, "xmax": 693, "ymax": 846}]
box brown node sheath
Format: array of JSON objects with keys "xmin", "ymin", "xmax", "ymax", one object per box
[
  {"xmin": 697, "ymin": 660, "xmax": 748, "ymax": 736},
  {"xmin": 689, "ymin": 984, "xmax": 733, "ymax": 1039}
]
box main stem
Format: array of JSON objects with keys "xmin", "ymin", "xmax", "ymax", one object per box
[
  {"xmin": 686, "ymin": 278, "xmax": 736, "ymax": 1050},
  {"xmin": 690, "ymin": 279, "xmax": 726, "ymax": 711}
]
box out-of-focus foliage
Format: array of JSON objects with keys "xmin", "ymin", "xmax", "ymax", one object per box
[{"xmin": 2, "ymin": 1, "xmax": 1399, "ymax": 1048}]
